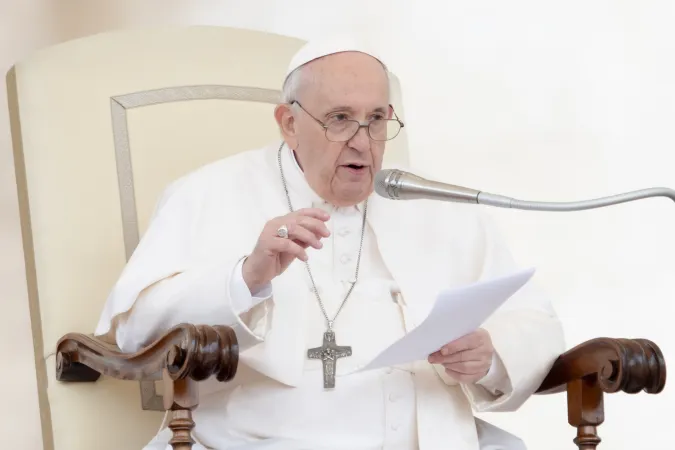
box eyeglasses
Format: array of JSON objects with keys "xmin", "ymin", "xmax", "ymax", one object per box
[{"xmin": 291, "ymin": 101, "xmax": 404, "ymax": 142}]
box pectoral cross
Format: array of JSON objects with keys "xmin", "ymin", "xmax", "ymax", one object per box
[{"xmin": 307, "ymin": 330, "xmax": 352, "ymax": 389}]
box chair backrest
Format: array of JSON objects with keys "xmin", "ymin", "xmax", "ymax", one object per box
[{"xmin": 7, "ymin": 25, "xmax": 409, "ymax": 450}]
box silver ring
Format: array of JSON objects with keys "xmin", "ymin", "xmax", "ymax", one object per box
[{"xmin": 276, "ymin": 224, "xmax": 289, "ymax": 239}]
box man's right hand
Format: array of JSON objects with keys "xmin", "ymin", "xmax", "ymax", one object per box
[{"xmin": 242, "ymin": 208, "xmax": 331, "ymax": 293}]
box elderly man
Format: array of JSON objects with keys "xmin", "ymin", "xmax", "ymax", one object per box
[{"xmin": 95, "ymin": 37, "xmax": 565, "ymax": 450}]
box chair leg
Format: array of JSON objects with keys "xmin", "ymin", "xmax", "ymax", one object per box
[
  {"xmin": 574, "ymin": 425, "xmax": 602, "ymax": 450},
  {"xmin": 567, "ymin": 377, "xmax": 604, "ymax": 449},
  {"xmin": 163, "ymin": 371, "xmax": 200, "ymax": 450},
  {"xmin": 169, "ymin": 409, "xmax": 196, "ymax": 450}
]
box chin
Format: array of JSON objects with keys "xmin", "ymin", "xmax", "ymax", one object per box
[{"xmin": 328, "ymin": 177, "xmax": 374, "ymax": 205}]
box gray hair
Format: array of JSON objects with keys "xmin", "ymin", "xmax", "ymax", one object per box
[
  {"xmin": 280, "ymin": 57, "xmax": 391, "ymax": 104},
  {"xmin": 280, "ymin": 65, "xmax": 309, "ymax": 104}
]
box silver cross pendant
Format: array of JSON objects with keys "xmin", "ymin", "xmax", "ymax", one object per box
[{"xmin": 307, "ymin": 330, "xmax": 352, "ymax": 389}]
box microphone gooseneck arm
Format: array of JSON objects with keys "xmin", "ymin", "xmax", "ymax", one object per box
[
  {"xmin": 375, "ymin": 169, "xmax": 675, "ymax": 212},
  {"xmin": 478, "ymin": 188, "xmax": 675, "ymax": 212}
]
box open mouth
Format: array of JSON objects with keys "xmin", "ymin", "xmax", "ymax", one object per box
[{"xmin": 345, "ymin": 164, "xmax": 366, "ymax": 170}]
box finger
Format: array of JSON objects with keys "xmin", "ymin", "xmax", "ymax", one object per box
[
  {"xmin": 295, "ymin": 216, "xmax": 331, "ymax": 238},
  {"xmin": 267, "ymin": 215, "xmax": 329, "ymax": 241},
  {"xmin": 442, "ymin": 360, "xmax": 488, "ymax": 375},
  {"xmin": 440, "ymin": 331, "xmax": 484, "ymax": 356},
  {"xmin": 286, "ymin": 223, "xmax": 323, "ymax": 249},
  {"xmin": 268, "ymin": 237, "xmax": 308, "ymax": 262},
  {"xmin": 429, "ymin": 349, "xmax": 486, "ymax": 365},
  {"xmin": 293, "ymin": 208, "xmax": 331, "ymax": 222},
  {"xmin": 292, "ymin": 239, "xmax": 310, "ymax": 249}
]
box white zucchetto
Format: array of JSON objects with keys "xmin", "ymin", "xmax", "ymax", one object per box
[{"xmin": 284, "ymin": 34, "xmax": 386, "ymax": 83}]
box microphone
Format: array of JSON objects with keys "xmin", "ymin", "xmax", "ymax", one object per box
[{"xmin": 374, "ymin": 169, "xmax": 675, "ymax": 212}]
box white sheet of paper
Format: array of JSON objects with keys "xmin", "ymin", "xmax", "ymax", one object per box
[{"xmin": 352, "ymin": 268, "xmax": 536, "ymax": 373}]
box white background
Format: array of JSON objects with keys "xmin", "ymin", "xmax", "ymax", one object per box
[{"xmin": 1, "ymin": 1, "xmax": 672, "ymax": 448}]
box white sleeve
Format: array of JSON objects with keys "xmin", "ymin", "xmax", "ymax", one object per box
[
  {"xmin": 459, "ymin": 211, "xmax": 565, "ymax": 412},
  {"xmin": 113, "ymin": 255, "xmax": 275, "ymax": 354},
  {"xmin": 96, "ymin": 174, "xmax": 277, "ymax": 356},
  {"xmin": 476, "ymin": 353, "xmax": 510, "ymax": 396},
  {"xmin": 229, "ymin": 258, "xmax": 273, "ymax": 315}
]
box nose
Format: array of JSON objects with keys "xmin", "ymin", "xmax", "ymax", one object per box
[{"xmin": 347, "ymin": 125, "xmax": 371, "ymax": 153}]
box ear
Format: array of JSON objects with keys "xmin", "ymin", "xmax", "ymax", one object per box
[{"xmin": 274, "ymin": 104, "xmax": 299, "ymax": 149}]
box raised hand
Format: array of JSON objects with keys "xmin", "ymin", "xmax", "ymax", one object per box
[{"xmin": 242, "ymin": 208, "xmax": 331, "ymax": 292}]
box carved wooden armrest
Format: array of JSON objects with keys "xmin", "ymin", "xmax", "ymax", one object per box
[
  {"xmin": 535, "ymin": 338, "xmax": 666, "ymax": 449},
  {"xmin": 56, "ymin": 324, "xmax": 238, "ymax": 450}
]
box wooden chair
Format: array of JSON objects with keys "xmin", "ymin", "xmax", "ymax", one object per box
[{"xmin": 7, "ymin": 26, "xmax": 665, "ymax": 450}]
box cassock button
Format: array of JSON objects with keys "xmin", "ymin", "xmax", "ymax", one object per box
[
  {"xmin": 338, "ymin": 227, "xmax": 350, "ymax": 237},
  {"xmin": 340, "ymin": 254, "xmax": 351, "ymax": 264}
]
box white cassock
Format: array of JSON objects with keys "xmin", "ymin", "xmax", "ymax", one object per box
[{"xmin": 95, "ymin": 142, "xmax": 565, "ymax": 450}]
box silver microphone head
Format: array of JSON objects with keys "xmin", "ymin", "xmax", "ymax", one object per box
[
  {"xmin": 374, "ymin": 169, "xmax": 408, "ymax": 199},
  {"xmin": 375, "ymin": 169, "xmax": 481, "ymax": 203}
]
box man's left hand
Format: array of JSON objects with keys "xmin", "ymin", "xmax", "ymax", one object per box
[{"xmin": 428, "ymin": 328, "xmax": 494, "ymax": 383}]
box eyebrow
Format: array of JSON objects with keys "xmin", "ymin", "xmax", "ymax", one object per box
[{"xmin": 323, "ymin": 105, "xmax": 388, "ymax": 117}]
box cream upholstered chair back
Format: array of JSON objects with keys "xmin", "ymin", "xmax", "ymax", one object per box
[{"xmin": 7, "ymin": 26, "xmax": 409, "ymax": 450}]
